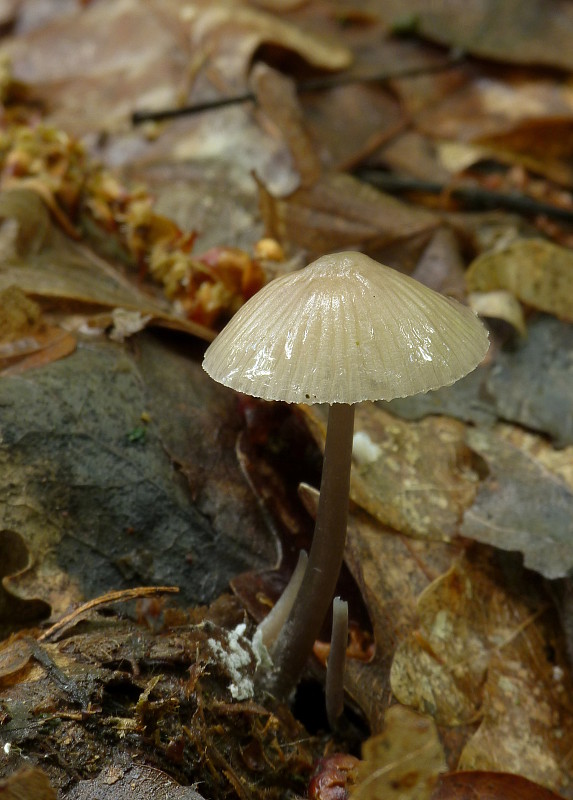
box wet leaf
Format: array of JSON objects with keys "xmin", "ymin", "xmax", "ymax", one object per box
[
  {"xmin": 466, "ymin": 238, "xmax": 573, "ymax": 321},
  {"xmin": 352, "ymin": 704, "xmax": 446, "ymax": 800},
  {"xmin": 2, "ymin": 0, "xmax": 350, "ymax": 134},
  {"xmin": 343, "ymin": 512, "xmax": 457, "ymax": 733},
  {"xmin": 385, "ymin": 315, "xmax": 573, "ymax": 447},
  {"xmin": 0, "ymin": 530, "xmax": 50, "ymax": 636}
]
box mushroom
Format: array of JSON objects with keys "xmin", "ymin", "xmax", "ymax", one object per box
[{"xmin": 203, "ymin": 250, "xmax": 489, "ymax": 698}]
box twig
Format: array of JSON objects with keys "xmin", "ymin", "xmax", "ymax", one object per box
[
  {"xmin": 38, "ymin": 585, "xmax": 180, "ymax": 643},
  {"xmin": 357, "ymin": 169, "xmax": 573, "ymax": 223},
  {"xmin": 131, "ymin": 56, "xmax": 464, "ymax": 125}
]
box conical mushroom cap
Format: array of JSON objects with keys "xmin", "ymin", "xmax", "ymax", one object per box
[{"xmin": 203, "ymin": 251, "xmax": 489, "ymax": 404}]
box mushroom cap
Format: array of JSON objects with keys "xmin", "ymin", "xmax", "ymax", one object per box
[{"xmin": 202, "ymin": 251, "xmax": 489, "ymax": 404}]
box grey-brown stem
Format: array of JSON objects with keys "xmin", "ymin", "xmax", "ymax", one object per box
[{"xmin": 266, "ymin": 402, "xmax": 355, "ymax": 698}]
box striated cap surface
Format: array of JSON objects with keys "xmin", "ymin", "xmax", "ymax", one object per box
[{"xmin": 202, "ymin": 251, "xmax": 489, "ymax": 404}]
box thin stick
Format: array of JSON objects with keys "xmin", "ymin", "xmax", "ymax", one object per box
[
  {"xmin": 38, "ymin": 585, "xmax": 179, "ymax": 642},
  {"xmin": 132, "ymin": 56, "xmax": 463, "ymax": 125},
  {"xmin": 357, "ymin": 169, "xmax": 573, "ymax": 223}
]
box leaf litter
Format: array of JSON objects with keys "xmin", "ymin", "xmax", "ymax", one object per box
[{"xmin": 2, "ymin": 1, "xmax": 573, "ymax": 798}]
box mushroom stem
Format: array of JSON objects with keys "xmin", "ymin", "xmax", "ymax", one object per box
[
  {"xmin": 326, "ymin": 596, "xmax": 349, "ymax": 729},
  {"xmin": 267, "ymin": 402, "xmax": 355, "ymax": 698}
]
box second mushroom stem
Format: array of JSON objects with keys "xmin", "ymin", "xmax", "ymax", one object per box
[{"xmin": 266, "ymin": 402, "xmax": 355, "ymax": 699}]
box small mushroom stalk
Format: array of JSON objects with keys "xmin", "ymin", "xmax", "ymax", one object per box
[{"xmin": 265, "ymin": 402, "xmax": 355, "ymax": 698}]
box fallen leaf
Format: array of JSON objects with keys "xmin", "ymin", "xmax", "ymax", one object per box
[
  {"xmin": 467, "ymin": 290, "xmax": 526, "ymax": 336},
  {"xmin": 390, "ymin": 548, "xmax": 573, "ymax": 793},
  {"xmin": 0, "ymin": 529, "xmax": 50, "ymax": 636},
  {"xmin": 466, "ymin": 238, "xmax": 573, "ymax": 321},
  {"xmin": 258, "ymin": 165, "xmax": 437, "ymax": 260},
  {"xmin": 384, "ymin": 315, "xmax": 573, "ymax": 447},
  {"xmin": 461, "ymin": 424, "xmax": 573, "ymax": 579},
  {"xmin": 352, "ymin": 704, "xmax": 446, "ymax": 799},
  {"xmin": 65, "ymin": 764, "xmax": 206, "ymax": 800},
  {"xmin": 0, "ymin": 334, "xmax": 275, "ymax": 615},
  {"xmin": 343, "ymin": 510, "xmax": 458, "ymax": 732},
  {"xmin": 0, "ymin": 766, "xmax": 56, "ymax": 799},
  {"xmin": 378, "ymin": 1, "xmax": 573, "ymax": 71},
  {"xmin": 484, "ymin": 315, "xmax": 573, "ymax": 447},
  {"xmin": 304, "ymin": 404, "xmax": 482, "ymax": 542},
  {"xmin": 2, "ymin": 0, "xmax": 351, "ymax": 135},
  {"xmin": 0, "ymin": 189, "xmax": 210, "ymax": 339},
  {"xmin": 431, "ymin": 770, "xmax": 566, "ymax": 800}
]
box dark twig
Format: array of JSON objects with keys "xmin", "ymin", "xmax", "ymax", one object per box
[
  {"xmin": 131, "ymin": 56, "xmax": 464, "ymax": 125},
  {"xmin": 357, "ymin": 169, "xmax": 573, "ymax": 224}
]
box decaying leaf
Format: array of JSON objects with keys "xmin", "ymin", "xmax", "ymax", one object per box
[
  {"xmin": 342, "ymin": 510, "xmax": 458, "ymax": 733},
  {"xmin": 467, "ymin": 290, "xmax": 526, "ymax": 336},
  {"xmin": 461, "ymin": 424, "xmax": 573, "ymax": 579},
  {"xmin": 0, "ymin": 529, "xmax": 50, "ymax": 636},
  {"xmin": 0, "ymin": 188, "xmax": 211, "ymax": 338},
  {"xmin": 352, "ymin": 704, "xmax": 446, "ymax": 799},
  {"xmin": 390, "ymin": 548, "xmax": 573, "ymax": 794},
  {"xmin": 0, "ymin": 285, "xmax": 76, "ymax": 376},
  {"xmin": 485, "ymin": 314, "xmax": 573, "ymax": 447},
  {"xmin": 466, "ymin": 238, "xmax": 573, "ymax": 322},
  {"xmin": 0, "ymin": 335, "xmax": 275, "ymax": 616}
]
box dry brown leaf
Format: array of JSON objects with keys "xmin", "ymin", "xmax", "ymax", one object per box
[
  {"xmin": 2, "ymin": 0, "xmax": 351, "ymax": 135},
  {"xmin": 431, "ymin": 770, "xmax": 566, "ymax": 800},
  {"xmin": 259, "ymin": 170, "xmax": 437, "ymax": 261},
  {"xmin": 0, "ymin": 189, "xmax": 211, "ymax": 340},
  {"xmin": 390, "ymin": 549, "xmax": 573, "ymax": 794},
  {"xmin": 342, "ymin": 509, "xmax": 458, "ymax": 732},
  {"xmin": 0, "ymin": 766, "xmax": 56, "ymax": 799},
  {"xmin": 476, "ymin": 117, "xmax": 573, "ymax": 188},
  {"xmin": 466, "ymin": 238, "xmax": 573, "ymax": 322},
  {"xmin": 352, "ymin": 704, "xmax": 446, "ymax": 800},
  {"xmin": 377, "ymin": 1, "xmax": 573, "ymax": 71},
  {"xmin": 415, "ymin": 73, "xmax": 573, "ymax": 182}
]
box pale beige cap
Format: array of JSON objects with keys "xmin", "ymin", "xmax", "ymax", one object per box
[{"xmin": 203, "ymin": 251, "xmax": 489, "ymax": 404}]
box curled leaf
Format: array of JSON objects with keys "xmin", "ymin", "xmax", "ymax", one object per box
[{"xmin": 466, "ymin": 239, "xmax": 573, "ymax": 322}]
